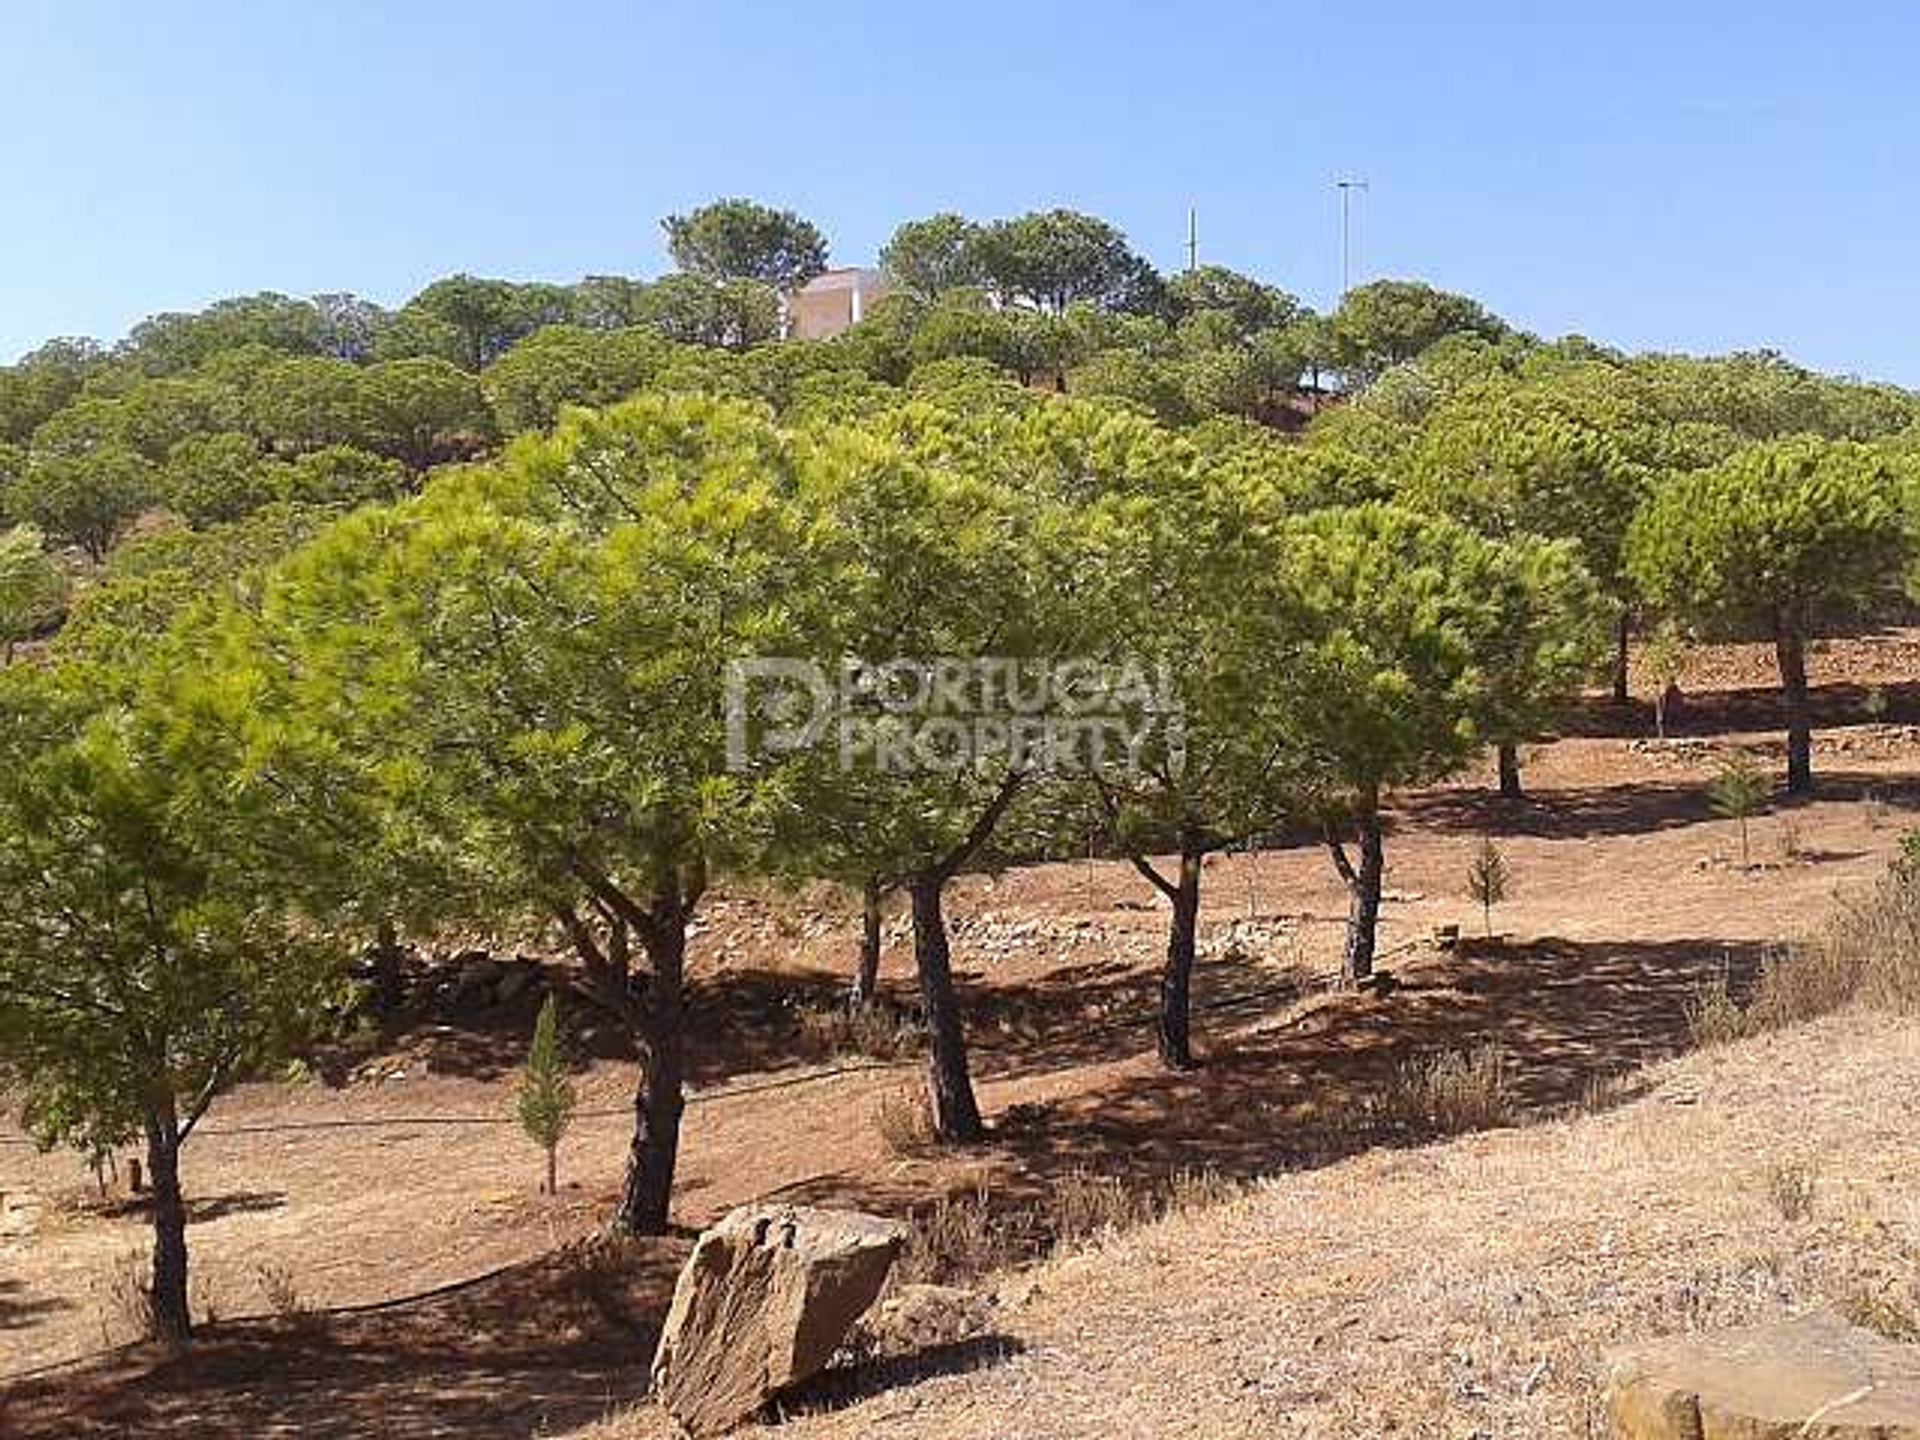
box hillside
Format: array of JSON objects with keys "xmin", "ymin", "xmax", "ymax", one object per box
[{"xmin": 590, "ymin": 1011, "xmax": 1920, "ymax": 1439}]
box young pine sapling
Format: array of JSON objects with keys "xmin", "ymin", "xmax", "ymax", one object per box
[
  {"xmin": 516, "ymin": 994, "xmax": 577, "ymax": 1196},
  {"xmin": 1466, "ymin": 835, "xmax": 1511, "ymax": 938},
  {"xmin": 1708, "ymin": 750, "xmax": 1770, "ymax": 867}
]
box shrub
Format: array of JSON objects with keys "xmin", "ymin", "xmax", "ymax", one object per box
[
  {"xmin": 875, "ymin": 1082, "xmax": 936, "ymax": 1155},
  {"xmin": 1761, "ymin": 1160, "xmax": 1817, "ymax": 1221},
  {"xmin": 1684, "ymin": 967, "xmax": 1747, "ymax": 1047},
  {"xmin": 1387, "ymin": 1043, "xmax": 1513, "ymax": 1134}
]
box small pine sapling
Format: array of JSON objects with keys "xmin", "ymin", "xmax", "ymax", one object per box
[
  {"xmin": 1643, "ymin": 621, "xmax": 1689, "ymax": 740},
  {"xmin": 516, "ymin": 994, "xmax": 577, "ymax": 1195},
  {"xmin": 1708, "ymin": 750, "xmax": 1769, "ymax": 867},
  {"xmin": 1466, "ymin": 835, "xmax": 1510, "ymax": 938}
]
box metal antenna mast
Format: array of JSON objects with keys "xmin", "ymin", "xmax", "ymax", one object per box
[
  {"xmin": 1186, "ymin": 206, "xmax": 1198, "ymax": 273},
  {"xmin": 1336, "ymin": 179, "xmax": 1369, "ymax": 296}
]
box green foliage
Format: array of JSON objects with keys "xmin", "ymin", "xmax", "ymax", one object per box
[
  {"xmin": 880, "ymin": 213, "xmax": 986, "ymax": 296},
  {"xmin": 516, "ymin": 994, "xmax": 576, "ymax": 1194},
  {"xmin": 1067, "ymin": 349, "xmax": 1195, "ymax": 426},
  {"xmin": 393, "ymin": 275, "xmax": 573, "ymax": 372},
  {"xmin": 11, "ymin": 445, "xmax": 156, "ymax": 560},
  {"xmin": 481, "ymin": 325, "xmax": 671, "ymax": 433},
  {"xmin": 121, "ymin": 293, "xmax": 329, "ymax": 375},
  {"xmin": 159, "ymin": 431, "xmax": 275, "ymax": 527},
  {"xmin": 0, "ymin": 525, "xmax": 67, "ymax": 658},
  {"xmin": 0, "ymin": 659, "xmax": 337, "ymax": 1172},
  {"xmin": 357, "ymin": 357, "xmax": 495, "ymax": 471},
  {"xmin": 1328, "ymin": 279, "xmax": 1509, "ymax": 383},
  {"xmin": 663, "ymin": 198, "xmax": 829, "ymax": 292},
  {"xmin": 54, "ymin": 506, "xmax": 326, "ymax": 668},
  {"xmin": 1277, "ymin": 503, "xmax": 1595, "ymax": 797},
  {"xmin": 244, "ymin": 355, "xmax": 368, "ymax": 452},
  {"xmin": 630, "ymin": 274, "xmax": 781, "ymax": 350},
  {"xmin": 1644, "ymin": 620, "xmax": 1690, "ymax": 737},
  {"xmin": 1167, "ymin": 266, "xmax": 1304, "ymax": 339},
  {"xmin": 1402, "ymin": 391, "xmax": 1649, "ymax": 597},
  {"xmin": 1708, "ymin": 750, "xmax": 1770, "ymax": 865},
  {"xmin": 970, "ymin": 210, "xmax": 1164, "ymax": 315},
  {"xmin": 1627, "ymin": 436, "xmax": 1911, "ymax": 626}
]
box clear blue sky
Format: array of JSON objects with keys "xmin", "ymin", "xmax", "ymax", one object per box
[{"xmin": 4, "ymin": 1, "xmax": 1915, "ymax": 381}]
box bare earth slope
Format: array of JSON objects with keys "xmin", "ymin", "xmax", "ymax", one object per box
[{"xmin": 589, "ymin": 1012, "xmax": 1920, "ymax": 1439}]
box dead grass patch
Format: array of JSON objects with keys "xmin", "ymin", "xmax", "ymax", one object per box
[
  {"xmin": 1386, "ymin": 1042, "xmax": 1513, "ymax": 1134},
  {"xmin": 874, "ymin": 1082, "xmax": 936, "ymax": 1156}
]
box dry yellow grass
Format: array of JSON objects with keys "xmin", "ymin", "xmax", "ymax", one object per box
[{"xmin": 579, "ymin": 1010, "xmax": 1920, "ymax": 1439}]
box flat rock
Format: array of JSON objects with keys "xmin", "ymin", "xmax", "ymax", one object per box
[
  {"xmin": 1608, "ymin": 1311, "xmax": 1920, "ymax": 1437},
  {"xmin": 652, "ymin": 1203, "xmax": 905, "ymax": 1438}
]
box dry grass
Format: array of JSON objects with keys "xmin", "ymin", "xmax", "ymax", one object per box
[
  {"xmin": 88, "ymin": 1247, "xmax": 153, "ymax": 1348},
  {"xmin": 1386, "ymin": 1041, "xmax": 1513, "ymax": 1134},
  {"xmin": 1684, "ymin": 966, "xmax": 1748, "ymax": 1047},
  {"xmin": 897, "ymin": 1184, "xmax": 1015, "ymax": 1286},
  {"xmin": 645, "ymin": 1011, "xmax": 1920, "ymax": 1440},
  {"xmin": 874, "ymin": 1082, "xmax": 936, "ymax": 1156},
  {"xmin": 1759, "ymin": 1158, "xmax": 1817, "ymax": 1221},
  {"xmin": 795, "ymin": 1000, "xmax": 921, "ymax": 1062}
]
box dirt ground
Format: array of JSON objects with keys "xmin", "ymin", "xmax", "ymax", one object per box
[{"xmin": 4, "ymin": 630, "xmax": 1920, "ymax": 1436}]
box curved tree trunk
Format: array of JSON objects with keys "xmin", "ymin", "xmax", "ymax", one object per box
[
  {"xmin": 909, "ymin": 874, "xmax": 983, "ymax": 1142},
  {"xmin": 1342, "ymin": 794, "xmax": 1385, "ymax": 983},
  {"xmin": 144, "ymin": 1101, "xmax": 191, "ymax": 1345},
  {"xmin": 1496, "ymin": 741, "xmax": 1523, "ymax": 800},
  {"xmin": 850, "ymin": 876, "xmax": 883, "ymax": 1010},
  {"xmin": 614, "ymin": 912, "xmax": 686, "ymax": 1236},
  {"xmin": 1157, "ymin": 847, "xmax": 1204, "ymax": 1071},
  {"xmin": 1775, "ymin": 605, "xmax": 1813, "ymax": 795},
  {"xmin": 1612, "ymin": 609, "xmax": 1632, "ymax": 704}
]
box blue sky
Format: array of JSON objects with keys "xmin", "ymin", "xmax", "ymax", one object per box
[{"xmin": 4, "ymin": 2, "xmax": 1915, "ymax": 381}]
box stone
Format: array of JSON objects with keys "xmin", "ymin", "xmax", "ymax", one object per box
[
  {"xmin": 651, "ymin": 1203, "xmax": 906, "ymax": 1438},
  {"xmin": 1607, "ymin": 1312, "xmax": 1920, "ymax": 1438}
]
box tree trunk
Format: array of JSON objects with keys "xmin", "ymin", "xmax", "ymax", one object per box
[
  {"xmin": 1612, "ymin": 608, "xmax": 1631, "ymax": 704},
  {"xmin": 909, "ymin": 874, "xmax": 984, "ymax": 1142},
  {"xmin": 1775, "ymin": 606, "xmax": 1813, "ymax": 795},
  {"xmin": 1496, "ymin": 741, "xmax": 1523, "ymax": 800},
  {"xmin": 144, "ymin": 1101, "xmax": 191, "ymax": 1345},
  {"xmin": 1158, "ymin": 847, "xmax": 1204, "ymax": 1071},
  {"xmin": 1342, "ymin": 794, "xmax": 1385, "ymax": 983},
  {"xmin": 614, "ymin": 910, "xmax": 686, "ymax": 1236},
  {"xmin": 371, "ymin": 918, "xmax": 404, "ymax": 1013},
  {"xmin": 546, "ymin": 1144, "xmax": 558, "ymax": 1197},
  {"xmin": 850, "ymin": 876, "xmax": 883, "ymax": 1010}
]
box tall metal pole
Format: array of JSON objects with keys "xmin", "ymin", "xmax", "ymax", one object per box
[
  {"xmin": 1186, "ymin": 206, "xmax": 1198, "ymax": 273},
  {"xmin": 1336, "ymin": 179, "xmax": 1369, "ymax": 297}
]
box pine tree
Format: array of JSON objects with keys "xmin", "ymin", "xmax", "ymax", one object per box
[
  {"xmin": 516, "ymin": 994, "xmax": 576, "ymax": 1196},
  {"xmin": 1708, "ymin": 751, "xmax": 1770, "ymax": 867},
  {"xmin": 1466, "ymin": 835, "xmax": 1510, "ymax": 938}
]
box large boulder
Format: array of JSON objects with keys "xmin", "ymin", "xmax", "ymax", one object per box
[
  {"xmin": 651, "ymin": 1203, "xmax": 906, "ymax": 1438},
  {"xmin": 1608, "ymin": 1311, "xmax": 1920, "ymax": 1437}
]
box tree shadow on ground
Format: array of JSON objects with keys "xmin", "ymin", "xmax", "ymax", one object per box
[
  {"xmin": 1407, "ymin": 769, "xmax": 1920, "ymax": 842},
  {"xmin": 774, "ymin": 1334, "xmax": 1027, "ymax": 1422},
  {"xmin": 0, "ymin": 1280, "xmax": 69, "ymax": 1334},
  {"xmin": 0, "ymin": 1237, "xmax": 682, "ymax": 1439},
  {"xmin": 1558, "ymin": 679, "xmax": 1920, "ymax": 742},
  {"xmin": 5, "ymin": 929, "xmax": 1774, "ymax": 1439},
  {"xmin": 775, "ymin": 933, "xmax": 1767, "ymax": 1235},
  {"xmin": 957, "ymin": 951, "xmax": 1309, "ymax": 1083},
  {"xmin": 315, "ymin": 964, "xmax": 858, "ymax": 1086}
]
